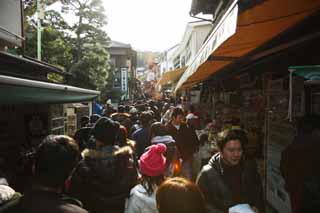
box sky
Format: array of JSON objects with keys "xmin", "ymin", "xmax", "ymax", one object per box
[{"xmin": 103, "ymin": 0, "xmax": 197, "ymax": 52}]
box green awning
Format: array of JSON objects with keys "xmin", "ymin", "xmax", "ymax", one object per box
[
  {"xmin": 289, "ymin": 65, "xmax": 320, "ymax": 80},
  {"xmin": 0, "ymin": 75, "xmax": 100, "ymax": 104}
]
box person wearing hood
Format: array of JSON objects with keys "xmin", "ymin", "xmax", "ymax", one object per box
[
  {"xmin": 196, "ymin": 129, "xmax": 264, "ymax": 213},
  {"xmin": 69, "ymin": 117, "xmax": 138, "ymax": 213},
  {"xmin": 125, "ymin": 144, "xmax": 167, "ymax": 213}
]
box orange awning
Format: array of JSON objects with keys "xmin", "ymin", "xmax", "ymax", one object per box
[
  {"xmin": 157, "ymin": 67, "xmax": 187, "ymax": 86},
  {"xmin": 175, "ymin": 0, "xmax": 320, "ymax": 92}
]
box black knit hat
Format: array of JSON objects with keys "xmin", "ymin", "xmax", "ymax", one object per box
[{"xmin": 92, "ymin": 117, "xmax": 120, "ymax": 145}]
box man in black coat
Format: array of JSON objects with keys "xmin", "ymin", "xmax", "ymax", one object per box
[
  {"xmin": 166, "ymin": 107, "xmax": 199, "ymax": 180},
  {"xmin": 196, "ymin": 130, "xmax": 264, "ymax": 213},
  {"xmin": 69, "ymin": 117, "xmax": 138, "ymax": 213}
]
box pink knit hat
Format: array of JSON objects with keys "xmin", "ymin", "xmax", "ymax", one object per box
[{"xmin": 139, "ymin": 143, "xmax": 167, "ymax": 177}]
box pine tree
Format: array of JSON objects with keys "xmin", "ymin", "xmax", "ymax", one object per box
[{"xmin": 61, "ymin": 0, "xmax": 110, "ymax": 90}]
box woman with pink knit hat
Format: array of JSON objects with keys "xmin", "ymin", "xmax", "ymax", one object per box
[{"xmin": 125, "ymin": 143, "xmax": 167, "ymax": 213}]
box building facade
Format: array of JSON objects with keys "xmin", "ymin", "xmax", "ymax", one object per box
[{"xmin": 107, "ymin": 40, "xmax": 137, "ymax": 100}]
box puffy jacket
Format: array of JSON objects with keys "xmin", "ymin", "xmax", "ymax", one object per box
[
  {"xmin": 2, "ymin": 190, "xmax": 87, "ymax": 213},
  {"xmin": 125, "ymin": 184, "xmax": 158, "ymax": 213},
  {"xmin": 196, "ymin": 153, "xmax": 264, "ymax": 213},
  {"xmin": 69, "ymin": 145, "xmax": 138, "ymax": 213}
]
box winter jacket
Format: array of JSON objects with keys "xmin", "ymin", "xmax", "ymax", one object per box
[
  {"xmin": 132, "ymin": 127, "xmax": 151, "ymax": 158},
  {"xmin": 69, "ymin": 145, "xmax": 138, "ymax": 213},
  {"xmin": 166, "ymin": 122, "xmax": 199, "ymax": 161},
  {"xmin": 125, "ymin": 184, "xmax": 158, "ymax": 213},
  {"xmin": 280, "ymin": 135, "xmax": 320, "ymax": 213},
  {"xmin": 2, "ymin": 190, "xmax": 87, "ymax": 213},
  {"xmin": 196, "ymin": 153, "xmax": 264, "ymax": 213}
]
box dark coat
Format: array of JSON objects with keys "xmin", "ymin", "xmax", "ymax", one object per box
[
  {"xmin": 166, "ymin": 122, "xmax": 199, "ymax": 160},
  {"xmin": 2, "ymin": 190, "xmax": 87, "ymax": 213},
  {"xmin": 69, "ymin": 145, "xmax": 138, "ymax": 213},
  {"xmin": 131, "ymin": 127, "xmax": 151, "ymax": 158},
  {"xmin": 196, "ymin": 153, "xmax": 264, "ymax": 213},
  {"xmin": 280, "ymin": 135, "xmax": 320, "ymax": 213}
]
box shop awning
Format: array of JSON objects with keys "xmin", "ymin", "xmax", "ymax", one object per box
[
  {"xmin": 288, "ymin": 65, "xmax": 320, "ymax": 121},
  {"xmin": 157, "ymin": 67, "xmax": 187, "ymax": 86},
  {"xmin": 0, "ymin": 75, "xmax": 100, "ymax": 104},
  {"xmin": 175, "ymin": 0, "xmax": 320, "ymax": 92},
  {"xmin": 289, "ymin": 65, "xmax": 320, "ymax": 80}
]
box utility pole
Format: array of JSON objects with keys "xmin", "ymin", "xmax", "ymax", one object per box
[{"xmin": 37, "ymin": 0, "xmax": 44, "ymax": 61}]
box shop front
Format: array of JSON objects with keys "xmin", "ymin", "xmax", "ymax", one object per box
[
  {"xmin": 0, "ymin": 52, "xmax": 100, "ymax": 191},
  {"xmin": 175, "ymin": 0, "xmax": 320, "ymax": 212}
]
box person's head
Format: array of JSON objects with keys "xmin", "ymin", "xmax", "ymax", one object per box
[
  {"xmin": 189, "ymin": 105, "xmax": 195, "ymax": 113},
  {"xmin": 199, "ymin": 133, "xmax": 209, "ymax": 146},
  {"xmin": 150, "ymin": 122, "xmax": 167, "ymax": 138},
  {"xmin": 171, "ymin": 107, "xmax": 184, "ymax": 126},
  {"xmin": 92, "ymin": 117, "xmax": 120, "ymax": 147},
  {"xmin": 118, "ymin": 105, "xmax": 125, "ymax": 113},
  {"xmin": 34, "ymin": 135, "xmax": 80, "ymax": 189},
  {"xmin": 117, "ymin": 125, "xmax": 128, "ymax": 146},
  {"xmin": 139, "ymin": 144, "xmax": 167, "ymax": 194},
  {"xmin": 80, "ymin": 116, "xmax": 89, "ymax": 127},
  {"xmin": 217, "ymin": 129, "xmax": 244, "ymax": 166},
  {"xmin": 156, "ymin": 177, "xmax": 206, "ymax": 213},
  {"xmin": 140, "ymin": 111, "xmax": 153, "ymax": 127},
  {"xmin": 90, "ymin": 114, "xmax": 101, "ymax": 124},
  {"xmin": 124, "ymin": 105, "xmax": 130, "ymax": 113}
]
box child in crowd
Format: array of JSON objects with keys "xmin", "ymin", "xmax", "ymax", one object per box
[{"xmin": 125, "ymin": 144, "xmax": 167, "ymax": 213}]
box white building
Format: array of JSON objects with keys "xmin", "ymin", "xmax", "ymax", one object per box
[
  {"xmin": 157, "ymin": 21, "xmax": 212, "ymax": 90},
  {"xmin": 159, "ymin": 21, "xmax": 212, "ymax": 74}
]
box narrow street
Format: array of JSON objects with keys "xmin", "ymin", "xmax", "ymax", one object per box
[{"xmin": 0, "ymin": 0, "xmax": 320, "ymax": 213}]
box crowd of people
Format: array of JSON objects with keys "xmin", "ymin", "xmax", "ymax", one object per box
[{"xmin": 0, "ymin": 99, "xmax": 265, "ymax": 213}]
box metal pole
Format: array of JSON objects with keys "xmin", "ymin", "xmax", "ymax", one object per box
[{"xmin": 37, "ymin": 0, "xmax": 42, "ymax": 61}]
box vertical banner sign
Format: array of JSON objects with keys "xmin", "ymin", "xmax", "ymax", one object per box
[{"xmin": 121, "ymin": 68, "xmax": 128, "ymax": 92}]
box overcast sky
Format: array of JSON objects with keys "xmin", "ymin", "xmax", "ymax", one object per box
[{"xmin": 103, "ymin": 0, "xmax": 197, "ymax": 52}]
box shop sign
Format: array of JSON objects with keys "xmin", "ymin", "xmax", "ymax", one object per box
[
  {"xmin": 0, "ymin": 0, "xmax": 23, "ymax": 47},
  {"xmin": 121, "ymin": 67, "xmax": 128, "ymax": 92}
]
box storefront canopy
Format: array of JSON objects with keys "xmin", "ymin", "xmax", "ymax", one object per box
[
  {"xmin": 289, "ymin": 65, "xmax": 320, "ymax": 80},
  {"xmin": 288, "ymin": 65, "xmax": 320, "ymax": 121},
  {"xmin": 157, "ymin": 67, "xmax": 187, "ymax": 87},
  {"xmin": 0, "ymin": 75, "xmax": 100, "ymax": 104},
  {"xmin": 175, "ymin": 0, "xmax": 320, "ymax": 92}
]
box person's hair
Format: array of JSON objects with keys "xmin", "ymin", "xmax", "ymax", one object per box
[
  {"xmin": 118, "ymin": 105, "xmax": 125, "ymax": 113},
  {"xmin": 189, "ymin": 105, "xmax": 195, "ymax": 113},
  {"xmin": 171, "ymin": 107, "xmax": 184, "ymax": 118},
  {"xmin": 124, "ymin": 105, "xmax": 130, "ymax": 113},
  {"xmin": 80, "ymin": 116, "xmax": 89, "ymax": 127},
  {"xmin": 217, "ymin": 129, "xmax": 244, "ymax": 151},
  {"xmin": 199, "ymin": 133, "xmax": 208, "ymax": 146},
  {"xmin": 156, "ymin": 177, "xmax": 206, "ymax": 213},
  {"xmin": 204, "ymin": 118, "xmax": 212, "ymax": 126},
  {"xmin": 117, "ymin": 125, "xmax": 128, "ymax": 146},
  {"xmin": 92, "ymin": 117, "xmax": 120, "ymax": 145},
  {"xmin": 141, "ymin": 175, "xmax": 164, "ymax": 195},
  {"xmin": 140, "ymin": 111, "xmax": 152, "ymax": 127},
  {"xmin": 150, "ymin": 122, "xmax": 168, "ymax": 137},
  {"xmin": 34, "ymin": 135, "xmax": 80, "ymax": 188},
  {"xmin": 90, "ymin": 114, "xmax": 101, "ymax": 124}
]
